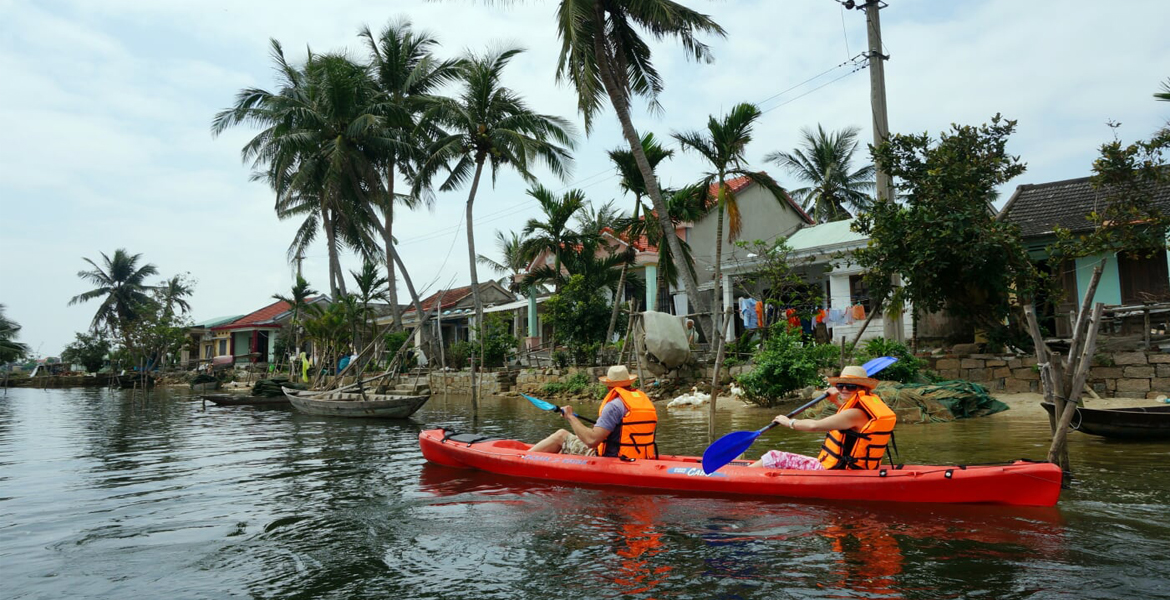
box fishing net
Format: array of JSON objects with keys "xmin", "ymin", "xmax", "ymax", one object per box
[
  {"xmin": 252, "ymin": 377, "xmax": 307, "ymax": 397},
  {"xmin": 803, "ymin": 381, "xmax": 1009, "ymax": 424}
]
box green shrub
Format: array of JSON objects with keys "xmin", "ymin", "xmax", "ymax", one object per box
[
  {"xmin": 855, "ymin": 337, "xmax": 924, "ymax": 383},
  {"xmin": 478, "ymin": 314, "xmax": 518, "ymax": 368},
  {"xmin": 447, "ymin": 341, "xmax": 476, "ymax": 369},
  {"xmin": 542, "ymin": 370, "xmax": 606, "ymax": 399},
  {"xmin": 737, "ymin": 326, "xmax": 839, "ymax": 406}
]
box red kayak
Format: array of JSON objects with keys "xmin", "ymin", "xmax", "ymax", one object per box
[{"xmin": 419, "ymin": 429, "xmax": 1063, "ymax": 507}]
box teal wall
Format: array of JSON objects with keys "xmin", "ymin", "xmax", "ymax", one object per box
[{"xmin": 1075, "ymin": 253, "xmax": 1120, "ymax": 306}]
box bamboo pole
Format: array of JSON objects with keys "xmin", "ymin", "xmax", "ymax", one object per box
[{"xmin": 1049, "ymin": 303, "xmax": 1105, "ymax": 465}]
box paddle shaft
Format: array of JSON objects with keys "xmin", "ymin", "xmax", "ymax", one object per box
[{"xmin": 753, "ymin": 391, "xmax": 829, "ymax": 436}]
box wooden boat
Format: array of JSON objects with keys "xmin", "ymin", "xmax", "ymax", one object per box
[
  {"xmin": 1041, "ymin": 401, "xmax": 1170, "ymax": 440},
  {"xmin": 282, "ymin": 386, "xmax": 430, "ymax": 418},
  {"xmin": 203, "ymin": 394, "xmax": 290, "ymax": 406},
  {"xmin": 419, "ymin": 429, "xmax": 1063, "ymax": 507}
]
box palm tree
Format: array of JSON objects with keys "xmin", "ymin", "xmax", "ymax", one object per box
[
  {"xmin": 360, "ymin": 19, "xmax": 462, "ymax": 331},
  {"xmin": 272, "ymin": 275, "xmax": 317, "ymax": 366},
  {"xmin": 574, "ymin": 200, "xmax": 624, "ymax": 237},
  {"xmin": 157, "ymin": 275, "xmax": 194, "ymax": 319},
  {"xmin": 212, "ymin": 41, "xmax": 388, "ymax": 297},
  {"xmin": 673, "ymin": 102, "xmax": 786, "ymax": 342},
  {"xmin": 604, "ymin": 131, "xmax": 673, "ymax": 341},
  {"xmin": 1156, "ymin": 78, "xmax": 1170, "ymax": 102},
  {"xmin": 414, "ymin": 47, "xmax": 575, "ymax": 340},
  {"xmin": 0, "ymin": 304, "xmax": 30, "ymax": 363},
  {"xmin": 477, "ymin": 230, "xmax": 528, "ymax": 293},
  {"xmin": 69, "ymin": 249, "xmax": 159, "ymax": 348},
  {"xmin": 766, "ymin": 125, "xmax": 875, "ymax": 222},
  {"xmin": 349, "ymin": 261, "xmax": 389, "ymax": 352},
  {"xmin": 520, "ymin": 184, "xmax": 590, "ymax": 292},
  {"xmin": 553, "ymin": 0, "xmax": 725, "ymax": 342}
]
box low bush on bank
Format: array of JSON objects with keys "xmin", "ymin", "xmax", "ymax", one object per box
[
  {"xmin": 855, "ymin": 337, "xmax": 928, "ymax": 383},
  {"xmin": 737, "ymin": 327, "xmax": 839, "ymax": 407},
  {"xmin": 541, "ymin": 371, "xmax": 606, "ymax": 399}
]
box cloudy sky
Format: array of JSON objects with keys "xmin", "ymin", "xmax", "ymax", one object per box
[{"xmin": 2, "ymin": 0, "xmax": 1168, "ymax": 357}]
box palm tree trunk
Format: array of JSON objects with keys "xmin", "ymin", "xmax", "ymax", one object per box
[
  {"xmin": 713, "ymin": 198, "xmax": 726, "ymax": 345},
  {"xmin": 387, "ymin": 241, "xmax": 432, "ymax": 354},
  {"xmin": 604, "ymin": 198, "xmax": 640, "ymax": 342},
  {"xmin": 384, "ymin": 164, "xmax": 404, "ymax": 332},
  {"xmin": 322, "ymin": 209, "xmax": 340, "ymax": 298},
  {"xmin": 592, "ymin": 24, "xmax": 711, "ymax": 343},
  {"xmin": 466, "ymin": 155, "xmax": 487, "ymax": 411}
]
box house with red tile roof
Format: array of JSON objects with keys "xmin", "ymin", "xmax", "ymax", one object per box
[
  {"xmin": 206, "ymin": 296, "xmax": 330, "ymax": 364},
  {"xmin": 678, "ymin": 173, "xmax": 814, "ymax": 324},
  {"xmin": 389, "ymin": 281, "xmax": 516, "ymax": 360}
]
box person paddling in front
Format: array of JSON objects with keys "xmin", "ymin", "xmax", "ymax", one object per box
[
  {"xmin": 750, "ymin": 365, "xmax": 896, "ymax": 471},
  {"xmin": 529, "ymin": 365, "xmax": 659, "ymax": 460}
]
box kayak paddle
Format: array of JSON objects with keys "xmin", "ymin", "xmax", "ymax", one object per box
[
  {"xmin": 700, "ymin": 356, "xmax": 899, "ymax": 474},
  {"xmin": 521, "ymin": 393, "xmax": 597, "ymax": 424}
]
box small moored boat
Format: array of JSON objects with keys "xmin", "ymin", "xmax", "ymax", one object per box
[
  {"xmin": 203, "ymin": 394, "xmax": 290, "ymax": 406},
  {"xmin": 418, "ymin": 429, "xmax": 1063, "ymax": 507},
  {"xmin": 283, "ymin": 387, "xmax": 430, "ymax": 418},
  {"xmin": 1041, "ymin": 401, "xmax": 1170, "ymax": 440}
]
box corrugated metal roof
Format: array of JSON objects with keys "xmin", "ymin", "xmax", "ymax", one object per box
[{"xmin": 785, "ymin": 219, "xmax": 866, "ymax": 253}]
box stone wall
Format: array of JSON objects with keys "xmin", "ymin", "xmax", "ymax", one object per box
[
  {"xmin": 428, "ymin": 370, "xmax": 517, "ymax": 395},
  {"xmin": 923, "ymin": 350, "xmax": 1170, "ymax": 399}
]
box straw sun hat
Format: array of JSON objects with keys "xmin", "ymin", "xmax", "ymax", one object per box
[
  {"xmin": 598, "ymin": 365, "xmax": 637, "ymax": 387},
  {"xmin": 826, "ymin": 365, "xmax": 878, "ymax": 390}
]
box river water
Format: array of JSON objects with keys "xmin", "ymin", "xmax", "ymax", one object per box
[{"xmin": 2, "ymin": 387, "xmax": 1168, "ymax": 599}]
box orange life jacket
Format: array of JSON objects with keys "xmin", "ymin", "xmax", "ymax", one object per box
[
  {"xmin": 817, "ymin": 390, "xmax": 896, "ymax": 470},
  {"xmin": 597, "ymin": 387, "xmax": 659, "ymax": 459}
]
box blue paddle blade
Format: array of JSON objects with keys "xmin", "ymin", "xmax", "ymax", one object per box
[
  {"xmin": 862, "ymin": 356, "xmax": 898, "ymax": 375},
  {"xmin": 702, "ymin": 429, "xmax": 763, "ymax": 474},
  {"xmin": 521, "ymin": 393, "xmax": 558, "ymax": 412}
]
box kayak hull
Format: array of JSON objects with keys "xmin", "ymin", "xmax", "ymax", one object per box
[{"xmin": 418, "ymin": 429, "xmax": 1062, "ymax": 507}]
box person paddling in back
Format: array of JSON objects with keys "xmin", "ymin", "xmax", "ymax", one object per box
[
  {"xmin": 750, "ymin": 365, "xmax": 896, "ymax": 470},
  {"xmin": 529, "ymin": 365, "xmax": 659, "ymax": 459}
]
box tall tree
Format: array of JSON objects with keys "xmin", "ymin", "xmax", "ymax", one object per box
[
  {"xmin": 360, "ymin": 19, "xmax": 462, "ymax": 331},
  {"xmin": 521, "ymin": 184, "xmax": 591, "ymax": 292},
  {"xmin": 349, "ymin": 261, "xmax": 390, "ymax": 352},
  {"xmin": 673, "ymin": 102, "xmax": 786, "ymax": 343},
  {"xmin": 414, "ymin": 47, "xmax": 575, "ymax": 341},
  {"xmin": 766, "ymin": 124, "xmax": 875, "ymax": 222},
  {"xmin": 272, "ymin": 275, "xmax": 317, "ymax": 363},
  {"xmin": 553, "ymin": 0, "xmax": 725, "ymax": 342},
  {"xmin": 604, "ymin": 131, "xmax": 673, "ymax": 340},
  {"xmin": 212, "ymin": 41, "xmax": 388, "ymax": 297},
  {"xmin": 856, "ymin": 115, "xmax": 1036, "ymax": 341},
  {"xmin": 477, "ymin": 230, "xmax": 528, "ymax": 293},
  {"xmin": 68, "ymin": 249, "xmax": 159, "ymax": 348},
  {"xmin": 0, "ymin": 304, "xmax": 30, "ymax": 363},
  {"xmin": 1155, "ymin": 78, "xmax": 1170, "ymax": 102},
  {"xmin": 158, "ymin": 274, "xmax": 195, "ymax": 319}
]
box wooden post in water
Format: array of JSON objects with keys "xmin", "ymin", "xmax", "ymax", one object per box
[
  {"xmin": 707, "ymin": 306, "xmax": 735, "ymax": 443},
  {"xmin": 1023, "ymin": 259, "xmax": 1106, "ymax": 476}
]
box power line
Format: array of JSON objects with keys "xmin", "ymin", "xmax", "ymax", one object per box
[
  {"xmin": 755, "ymin": 55, "xmax": 862, "ymax": 110},
  {"xmin": 761, "ymin": 61, "xmax": 869, "ymax": 115}
]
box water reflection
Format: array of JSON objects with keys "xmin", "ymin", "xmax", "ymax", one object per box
[{"xmin": 0, "ymin": 388, "xmax": 1165, "ymax": 600}]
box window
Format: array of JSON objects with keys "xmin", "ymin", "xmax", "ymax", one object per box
[
  {"xmin": 1119, "ymin": 251, "xmax": 1170, "ymax": 304},
  {"xmin": 218, "ymin": 339, "xmax": 227, "ymax": 356}
]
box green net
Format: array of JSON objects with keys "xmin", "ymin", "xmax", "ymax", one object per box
[
  {"xmin": 252, "ymin": 377, "xmax": 307, "ymax": 397},
  {"xmin": 803, "ymin": 380, "xmax": 1009, "ymax": 424}
]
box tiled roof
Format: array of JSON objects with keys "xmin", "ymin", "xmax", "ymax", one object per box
[
  {"xmin": 212, "ymin": 299, "xmax": 293, "ymax": 330},
  {"xmin": 600, "ymin": 226, "xmax": 658, "ymax": 253},
  {"xmin": 999, "ymin": 176, "xmax": 1170, "ymax": 238},
  {"xmin": 707, "ymin": 174, "xmax": 814, "ymax": 224},
  {"xmin": 403, "ymin": 285, "xmax": 474, "ymax": 315}
]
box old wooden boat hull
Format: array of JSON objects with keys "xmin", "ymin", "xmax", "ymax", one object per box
[
  {"xmin": 418, "ymin": 429, "xmax": 1063, "ymax": 507},
  {"xmin": 1041, "ymin": 401, "xmax": 1170, "ymax": 440},
  {"xmin": 283, "ymin": 387, "xmax": 430, "ymax": 418},
  {"xmin": 203, "ymin": 394, "xmax": 290, "ymax": 406}
]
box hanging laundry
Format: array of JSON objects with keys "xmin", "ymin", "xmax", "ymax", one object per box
[
  {"xmin": 851, "ymin": 304, "xmax": 867, "ymax": 322},
  {"xmin": 827, "ymin": 308, "xmax": 846, "ymax": 327},
  {"xmin": 816, "ymin": 309, "xmax": 827, "ymax": 324},
  {"xmin": 739, "ymin": 297, "xmax": 753, "ymax": 326},
  {"xmin": 754, "ymin": 300, "xmax": 765, "ymax": 330},
  {"xmin": 785, "ymin": 308, "xmax": 800, "ymax": 330}
]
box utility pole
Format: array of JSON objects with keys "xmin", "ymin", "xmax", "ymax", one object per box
[{"xmin": 857, "ymin": 0, "xmax": 905, "ymax": 342}]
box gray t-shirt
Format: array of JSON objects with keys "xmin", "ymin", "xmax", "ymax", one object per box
[{"xmin": 594, "ymin": 397, "xmax": 628, "ymax": 433}]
